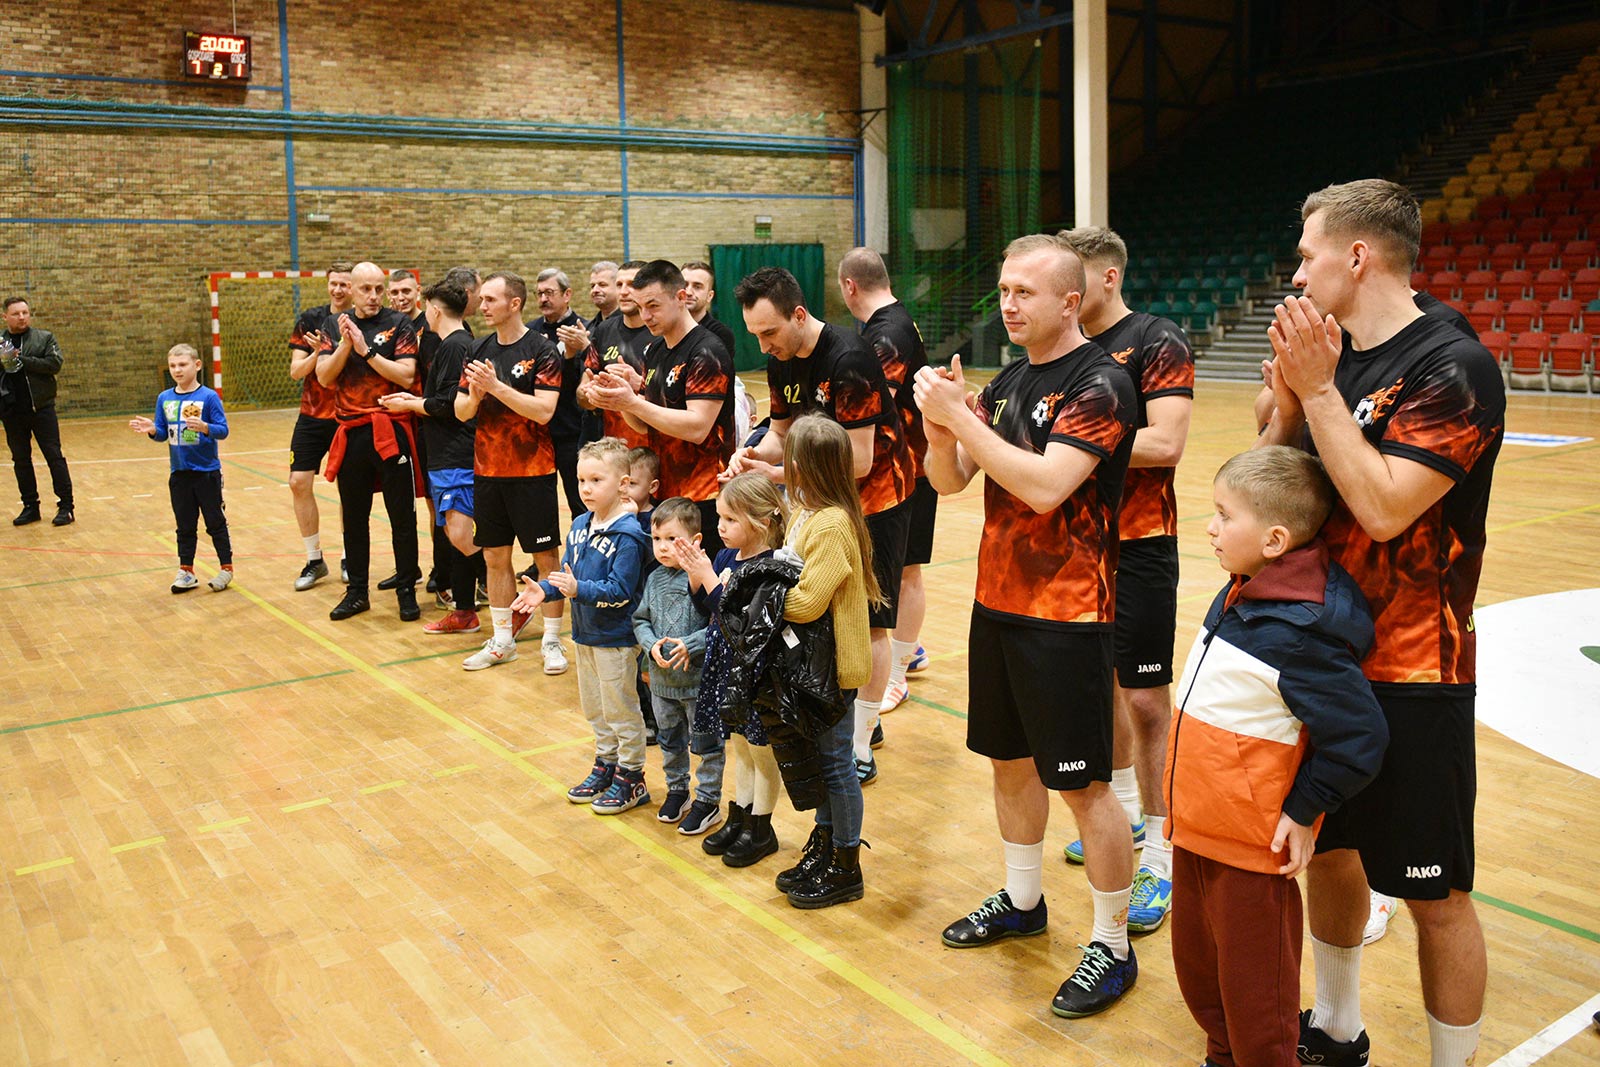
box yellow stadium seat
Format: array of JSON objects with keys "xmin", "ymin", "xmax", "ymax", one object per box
[
  {"xmin": 1558, "ymin": 147, "xmax": 1591, "ymax": 170},
  {"xmin": 1497, "ymin": 152, "xmax": 1527, "ymax": 173},
  {"xmin": 1501, "ymin": 170, "xmax": 1535, "ymax": 196},
  {"xmin": 1514, "ymin": 113, "xmax": 1540, "ymax": 132},
  {"xmin": 1542, "ymin": 110, "xmax": 1572, "ymax": 129},
  {"xmin": 1519, "ymin": 129, "xmax": 1550, "ymax": 151},
  {"xmin": 1466, "ymin": 156, "xmax": 1493, "ymax": 176},
  {"xmin": 1574, "ymin": 106, "xmax": 1600, "ymax": 127},
  {"xmin": 1528, "ymin": 148, "xmax": 1559, "ymax": 171},
  {"xmin": 1490, "ymin": 132, "xmax": 1519, "ymax": 153},
  {"xmin": 1470, "ymin": 175, "xmax": 1502, "ymax": 198},
  {"xmin": 1446, "ymin": 197, "xmax": 1479, "ymax": 222},
  {"xmin": 1442, "ymin": 175, "xmax": 1473, "ymax": 199},
  {"xmin": 1421, "ymin": 198, "xmax": 1448, "ymax": 224},
  {"xmin": 1538, "ymin": 91, "xmax": 1564, "ymax": 111},
  {"xmin": 1549, "ymin": 127, "xmax": 1579, "ymax": 150}
]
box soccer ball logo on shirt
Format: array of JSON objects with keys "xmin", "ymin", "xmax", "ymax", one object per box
[
  {"xmin": 512, "ymin": 359, "xmax": 535, "ymax": 378},
  {"xmin": 1032, "ymin": 391, "xmax": 1066, "ymax": 428},
  {"xmin": 1353, "ymin": 378, "xmax": 1405, "ymax": 428},
  {"xmin": 666, "ymin": 363, "xmax": 683, "ymax": 389},
  {"xmin": 815, "ymin": 381, "xmax": 832, "ymax": 406}
]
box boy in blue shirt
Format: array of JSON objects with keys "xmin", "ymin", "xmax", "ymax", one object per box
[
  {"xmin": 129, "ymin": 344, "xmax": 233, "ymax": 593},
  {"xmin": 513, "ymin": 437, "xmax": 652, "ymax": 813}
]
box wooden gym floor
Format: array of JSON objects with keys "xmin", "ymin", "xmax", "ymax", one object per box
[{"xmin": 2, "ymin": 378, "xmax": 1598, "ymax": 1066}]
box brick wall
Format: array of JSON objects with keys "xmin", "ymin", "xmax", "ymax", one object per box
[{"xmin": 0, "ymin": 0, "xmax": 861, "ymax": 414}]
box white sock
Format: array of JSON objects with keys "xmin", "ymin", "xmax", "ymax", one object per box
[
  {"xmin": 889, "ymin": 638, "xmax": 917, "ymax": 689},
  {"xmin": 1140, "ymin": 816, "xmax": 1171, "ymax": 880},
  {"xmin": 303, "ymin": 535, "xmax": 322, "ymax": 561},
  {"xmin": 1427, "ymin": 1012, "xmax": 1480, "ymax": 1067},
  {"xmin": 543, "ymin": 615, "xmax": 561, "ymax": 641},
  {"xmin": 1089, "ymin": 882, "xmax": 1132, "ymax": 959},
  {"xmin": 729, "ymin": 735, "xmax": 755, "ymax": 806},
  {"xmin": 1003, "ymin": 839, "xmax": 1045, "ymax": 911},
  {"xmin": 852, "ymin": 698, "xmax": 879, "ymax": 763},
  {"xmin": 491, "ymin": 607, "xmax": 512, "ymax": 645},
  {"xmin": 1111, "ymin": 766, "xmax": 1142, "ymax": 825},
  {"xmin": 1310, "ymin": 936, "xmax": 1364, "ymax": 1042}
]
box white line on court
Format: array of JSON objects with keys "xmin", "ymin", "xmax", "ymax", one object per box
[
  {"xmin": 25, "ymin": 448, "xmax": 286, "ymax": 466},
  {"xmin": 1487, "ymin": 993, "xmax": 1600, "ymax": 1066}
]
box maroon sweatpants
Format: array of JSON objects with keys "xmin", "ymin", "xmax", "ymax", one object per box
[{"xmin": 1170, "ymin": 845, "xmax": 1303, "ymax": 1067}]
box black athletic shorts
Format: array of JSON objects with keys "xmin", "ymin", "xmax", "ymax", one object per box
[
  {"xmin": 473, "ymin": 474, "xmax": 560, "ymax": 553},
  {"xmin": 1314, "ymin": 687, "xmax": 1476, "ymax": 900},
  {"xmin": 288, "ymin": 414, "xmax": 338, "ymax": 473},
  {"xmin": 696, "ymin": 497, "xmax": 725, "ymax": 560},
  {"xmin": 966, "ymin": 606, "xmax": 1115, "ymax": 791},
  {"xmin": 903, "ymin": 476, "xmax": 938, "ymax": 566},
  {"xmin": 1113, "ymin": 535, "xmax": 1179, "ymax": 688},
  {"xmin": 865, "ymin": 498, "xmax": 911, "ymax": 630}
]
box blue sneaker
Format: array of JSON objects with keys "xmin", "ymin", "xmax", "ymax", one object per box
[
  {"xmin": 940, "ymin": 889, "xmax": 1048, "ymax": 948},
  {"xmin": 1127, "ymin": 868, "xmax": 1172, "ymax": 934},
  {"xmin": 1051, "ymin": 942, "xmax": 1137, "ymax": 1018},
  {"xmin": 1063, "ymin": 817, "xmax": 1145, "ymax": 865},
  {"xmin": 566, "ymin": 760, "xmax": 615, "ymax": 804},
  {"xmin": 905, "ymin": 644, "xmax": 929, "ymax": 673},
  {"xmin": 591, "ymin": 766, "xmax": 650, "ymax": 815}
]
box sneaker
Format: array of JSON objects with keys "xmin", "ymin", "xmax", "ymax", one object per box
[
  {"xmin": 170, "ymin": 569, "xmax": 199, "ymax": 594},
  {"xmin": 51, "ymin": 508, "xmax": 74, "ymax": 526},
  {"xmin": 295, "ymin": 558, "xmax": 329, "ymax": 591},
  {"xmin": 1362, "ymin": 889, "xmax": 1398, "ymax": 946},
  {"xmin": 397, "ymin": 586, "xmax": 420, "ymax": 622},
  {"xmin": 1297, "ymin": 1009, "xmax": 1370, "ymax": 1066},
  {"xmin": 207, "ymin": 569, "xmax": 233, "ymax": 593},
  {"xmin": 329, "ymin": 589, "xmax": 370, "ymax": 620},
  {"xmin": 1064, "ymin": 817, "xmax": 1146, "ymax": 865},
  {"xmin": 463, "ymin": 638, "xmax": 517, "ymax": 671},
  {"xmin": 12, "ymin": 505, "xmax": 40, "ymax": 526},
  {"xmin": 1127, "ymin": 868, "xmax": 1172, "ymax": 934},
  {"xmin": 511, "ymin": 610, "xmax": 533, "ymax": 640},
  {"xmin": 657, "ymin": 790, "xmax": 690, "ymax": 823},
  {"xmin": 870, "ymin": 721, "xmax": 885, "ymax": 749},
  {"xmin": 906, "ymin": 644, "xmax": 929, "ymax": 673},
  {"xmin": 423, "ymin": 610, "xmax": 480, "ymax": 635},
  {"xmin": 376, "ymin": 572, "xmax": 402, "ymax": 591},
  {"xmin": 880, "ymin": 677, "xmax": 910, "ymax": 712},
  {"xmin": 1050, "ymin": 942, "xmax": 1138, "ymax": 1018},
  {"xmin": 592, "ymin": 767, "xmax": 649, "ymax": 815},
  {"xmin": 434, "ymin": 591, "xmax": 453, "ymax": 611},
  {"xmin": 425, "ymin": 572, "xmax": 439, "ymax": 594},
  {"xmin": 541, "ymin": 637, "xmax": 568, "ymax": 675},
  {"xmin": 855, "ymin": 756, "xmax": 878, "ymax": 785},
  {"xmin": 941, "ymin": 889, "xmax": 1048, "ymax": 948},
  {"xmin": 679, "ymin": 799, "xmax": 725, "ymax": 836},
  {"xmin": 567, "ymin": 760, "xmax": 615, "ymax": 804}
]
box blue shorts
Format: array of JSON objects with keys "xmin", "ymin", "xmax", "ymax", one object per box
[{"xmin": 429, "ymin": 468, "xmax": 475, "ymax": 524}]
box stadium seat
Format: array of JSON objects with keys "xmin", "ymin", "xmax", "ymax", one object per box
[
  {"xmin": 1574, "ymin": 268, "xmax": 1600, "ymax": 304},
  {"xmin": 1422, "ymin": 221, "xmax": 1451, "ymax": 245},
  {"xmin": 1542, "ymin": 190, "xmax": 1578, "ymax": 215},
  {"xmin": 1502, "ymin": 298, "xmax": 1542, "ymax": 333},
  {"xmin": 1548, "ymin": 127, "xmax": 1579, "ymax": 150},
  {"xmin": 1475, "ymin": 194, "xmax": 1509, "ymax": 220},
  {"xmin": 1470, "ymin": 174, "xmax": 1502, "ymax": 198},
  {"xmin": 1577, "ymin": 189, "xmax": 1600, "ymax": 215},
  {"xmin": 1544, "ymin": 298, "xmax": 1583, "ymax": 332},
  {"xmin": 1508, "ymin": 331, "xmax": 1551, "ymax": 387},
  {"xmin": 1513, "ymin": 113, "xmax": 1540, "ymax": 133},
  {"xmin": 1548, "ymin": 333, "xmax": 1593, "ymax": 391},
  {"xmin": 1446, "ymin": 197, "xmax": 1479, "ymax": 222},
  {"xmin": 1421, "ymin": 246, "xmax": 1455, "ymax": 272},
  {"xmin": 1499, "ymin": 269, "xmax": 1535, "ymax": 298},
  {"xmin": 1481, "ymin": 217, "xmax": 1516, "ymax": 243},
  {"xmin": 1507, "ymin": 193, "xmax": 1542, "ymax": 217},
  {"xmin": 1421, "ymin": 198, "xmax": 1449, "ymax": 225},
  {"xmin": 1432, "ymin": 270, "xmax": 1465, "ymax": 298},
  {"xmin": 1525, "ymin": 241, "xmax": 1562, "ymax": 270},
  {"xmin": 1532, "ymin": 168, "xmax": 1567, "ymax": 194},
  {"xmin": 1487, "ymin": 243, "xmax": 1523, "ymax": 271},
  {"xmin": 1460, "ymin": 270, "xmax": 1497, "ymax": 301},
  {"xmin": 1188, "ymin": 300, "xmax": 1218, "ymax": 333},
  {"xmin": 1562, "ymin": 238, "xmax": 1598, "ymax": 266},
  {"xmin": 1449, "ymin": 220, "xmax": 1485, "ymax": 244},
  {"xmin": 1532, "ymin": 268, "xmax": 1571, "ymax": 301},
  {"xmin": 1566, "ymin": 167, "xmax": 1597, "ymax": 190},
  {"xmin": 1411, "ymin": 270, "xmax": 1431, "ymax": 292},
  {"xmin": 1478, "ymin": 329, "xmax": 1511, "ymax": 364},
  {"xmin": 1442, "ymin": 176, "xmax": 1474, "ymax": 200},
  {"xmin": 1467, "ymin": 298, "xmax": 1504, "ymax": 333},
  {"xmin": 1497, "ymin": 151, "xmax": 1526, "ymax": 173},
  {"xmin": 1550, "ymin": 215, "xmax": 1588, "ymax": 242},
  {"xmin": 1147, "ymin": 300, "xmax": 1171, "ymax": 317},
  {"xmin": 1502, "ymin": 171, "xmax": 1536, "ymax": 195},
  {"xmin": 1466, "ymin": 156, "xmax": 1493, "ymax": 177},
  {"xmin": 1515, "ymin": 217, "xmax": 1549, "ymax": 243},
  {"xmin": 1490, "ymin": 132, "xmax": 1519, "ymax": 154}
]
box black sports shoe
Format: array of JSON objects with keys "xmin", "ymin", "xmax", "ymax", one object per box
[
  {"xmin": 425, "ymin": 571, "xmax": 439, "ymax": 594},
  {"xmin": 397, "ymin": 586, "xmax": 420, "ymax": 622},
  {"xmin": 678, "ymin": 799, "xmax": 723, "ymax": 836},
  {"xmin": 870, "ymin": 721, "xmax": 885, "ymax": 749},
  {"xmin": 330, "ymin": 589, "xmax": 370, "ymax": 620},
  {"xmin": 1050, "ymin": 942, "xmax": 1137, "ymax": 1018},
  {"xmin": 12, "ymin": 505, "xmax": 40, "ymax": 526},
  {"xmin": 51, "ymin": 508, "xmax": 73, "ymax": 526},
  {"xmin": 1297, "ymin": 1009, "xmax": 1369, "ymax": 1066},
  {"xmin": 377, "ymin": 572, "xmax": 402, "ymax": 591},
  {"xmin": 941, "ymin": 889, "xmax": 1048, "ymax": 948},
  {"xmin": 657, "ymin": 790, "xmax": 690, "ymax": 824}
]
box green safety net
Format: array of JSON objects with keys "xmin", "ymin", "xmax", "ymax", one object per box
[{"xmin": 708, "ymin": 243, "xmax": 825, "ymax": 372}]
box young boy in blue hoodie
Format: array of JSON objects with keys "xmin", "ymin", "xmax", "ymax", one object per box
[
  {"xmin": 128, "ymin": 344, "xmax": 234, "ymax": 594},
  {"xmin": 1164, "ymin": 446, "xmax": 1388, "ymax": 1067},
  {"xmin": 513, "ymin": 436, "xmax": 651, "ymax": 814}
]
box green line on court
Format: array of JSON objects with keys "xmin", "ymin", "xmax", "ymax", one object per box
[
  {"xmin": 1472, "ymin": 891, "xmax": 1600, "ymax": 944},
  {"xmin": 907, "ymin": 694, "xmax": 967, "ymax": 720},
  {"xmin": 925, "ymin": 554, "xmax": 977, "ymax": 569},
  {"xmin": 0, "ymin": 565, "xmax": 170, "ymax": 591},
  {"xmin": 376, "ymin": 627, "xmax": 572, "ymax": 667},
  {"xmin": 1, "ymin": 669, "xmax": 353, "ymax": 735}
]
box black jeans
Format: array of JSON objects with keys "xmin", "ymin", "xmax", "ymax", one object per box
[
  {"xmin": 552, "ymin": 429, "xmax": 585, "ymax": 518},
  {"xmin": 169, "ymin": 470, "xmax": 232, "ymax": 566},
  {"xmin": 335, "ymin": 424, "xmax": 418, "ymax": 591},
  {"xmin": 3, "ymin": 403, "xmax": 73, "ymax": 510}
]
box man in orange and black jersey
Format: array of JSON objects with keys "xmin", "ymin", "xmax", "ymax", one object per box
[
  {"xmin": 682, "ymin": 261, "xmax": 739, "ymax": 361},
  {"xmin": 914, "ymin": 233, "xmax": 1138, "ymax": 1020},
  {"xmin": 730, "ymin": 266, "xmax": 915, "ymax": 782},
  {"xmin": 589, "ymin": 259, "xmax": 736, "ymax": 558},
  {"xmin": 287, "ymin": 261, "xmax": 353, "ymax": 591},
  {"xmin": 532, "ymin": 268, "xmax": 587, "ymax": 518},
  {"xmin": 1259, "ymin": 180, "xmax": 1503, "ymax": 1067},
  {"xmin": 388, "ymin": 270, "xmax": 423, "ymax": 334},
  {"xmin": 1059, "ymin": 226, "xmax": 1194, "ymax": 933},
  {"xmin": 455, "ymin": 272, "xmax": 568, "ymax": 676},
  {"xmin": 573, "ymin": 261, "xmax": 652, "ymax": 450},
  {"xmin": 314, "ymin": 262, "xmax": 421, "ymax": 623},
  {"xmin": 839, "ymin": 247, "xmax": 932, "ymax": 716}
]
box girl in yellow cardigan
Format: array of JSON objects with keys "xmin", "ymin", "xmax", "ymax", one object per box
[{"xmin": 776, "ymin": 415, "xmax": 883, "ymax": 909}]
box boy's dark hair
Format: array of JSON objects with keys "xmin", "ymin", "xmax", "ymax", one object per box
[
  {"xmin": 1215, "ymin": 446, "xmax": 1336, "ymax": 547},
  {"xmin": 632, "ymin": 259, "xmax": 685, "ymax": 294},
  {"xmin": 651, "ymin": 496, "xmax": 701, "ymax": 535},
  {"xmin": 734, "ymin": 266, "xmax": 806, "ymax": 317},
  {"xmin": 627, "ymin": 446, "xmax": 660, "ymax": 481},
  {"xmin": 421, "ymin": 280, "xmax": 468, "ymax": 317},
  {"xmin": 3, "ymin": 296, "xmax": 29, "ymax": 311}
]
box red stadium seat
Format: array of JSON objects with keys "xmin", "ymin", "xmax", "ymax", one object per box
[
  {"xmin": 1542, "ymin": 190, "xmax": 1578, "ymax": 215},
  {"xmin": 1566, "ymin": 167, "xmax": 1598, "ymax": 190},
  {"xmin": 1549, "ymin": 333, "xmax": 1594, "ymax": 390},
  {"xmin": 1422, "ymin": 221, "xmax": 1452, "ymax": 246},
  {"xmin": 1515, "ymin": 217, "xmax": 1550, "ymax": 242},
  {"xmin": 1544, "ymin": 298, "xmax": 1583, "ymax": 332},
  {"xmin": 1467, "ymin": 298, "xmax": 1504, "ymax": 333},
  {"xmin": 1449, "ymin": 220, "xmax": 1485, "ymax": 244},
  {"xmin": 1573, "ymin": 267, "xmax": 1600, "ymax": 304},
  {"xmin": 1478, "ymin": 330, "xmax": 1511, "ymax": 363},
  {"xmin": 1486, "ymin": 243, "xmax": 1523, "ymax": 271},
  {"xmin": 1525, "ymin": 241, "xmax": 1562, "ymax": 270},
  {"xmin": 1411, "ymin": 270, "xmax": 1431, "ymax": 292},
  {"xmin": 1532, "ymin": 169, "xmax": 1566, "ymax": 195},
  {"xmin": 1421, "ymin": 246, "xmax": 1456, "ymax": 272},
  {"xmin": 1460, "ymin": 270, "xmax": 1497, "ymax": 301},
  {"xmin": 1562, "ymin": 239, "xmax": 1598, "ymax": 267},
  {"xmin": 1475, "ymin": 194, "xmax": 1509, "ymax": 219},
  {"xmin": 1502, "ymin": 298, "xmax": 1542, "ymax": 333},
  {"xmin": 1480, "ymin": 217, "xmax": 1516, "ymax": 243},
  {"xmin": 1508, "ymin": 332, "xmax": 1551, "ymax": 384},
  {"xmin": 1431, "ymin": 270, "xmax": 1464, "ymax": 298},
  {"xmin": 1577, "ymin": 189, "xmax": 1600, "ymax": 215},
  {"xmin": 1507, "ymin": 194, "xmax": 1543, "ymax": 218},
  {"xmin": 1532, "ymin": 268, "xmax": 1571, "ymax": 301},
  {"xmin": 1549, "ymin": 215, "xmax": 1587, "ymax": 242},
  {"xmin": 1498, "ymin": 269, "xmax": 1534, "ymax": 299}
]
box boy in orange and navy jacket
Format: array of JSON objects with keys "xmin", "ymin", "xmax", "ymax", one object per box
[{"xmin": 1163, "ymin": 447, "xmax": 1388, "ymax": 1067}]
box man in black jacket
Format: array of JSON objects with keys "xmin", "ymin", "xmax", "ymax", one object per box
[{"xmin": 2, "ymin": 297, "xmax": 74, "ymax": 526}]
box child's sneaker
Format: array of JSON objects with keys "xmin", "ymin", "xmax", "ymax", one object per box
[
  {"xmin": 906, "ymin": 645, "xmax": 929, "ymax": 673},
  {"xmin": 171, "ymin": 569, "xmax": 199, "ymax": 594},
  {"xmin": 855, "ymin": 756, "xmax": 878, "ymax": 785},
  {"xmin": 678, "ymin": 799, "xmax": 723, "ymax": 836},
  {"xmin": 463, "ymin": 638, "xmax": 517, "ymax": 671},
  {"xmin": 207, "ymin": 568, "xmax": 233, "ymax": 592},
  {"xmin": 657, "ymin": 790, "xmax": 690, "ymax": 823},
  {"xmin": 424, "ymin": 610, "xmax": 480, "ymax": 635},
  {"xmin": 541, "ymin": 637, "xmax": 568, "ymax": 675},
  {"xmin": 591, "ymin": 767, "xmax": 649, "ymax": 815},
  {"xmin": 567, "ymin": 760, "xmax": 615, "ymax": 804}
]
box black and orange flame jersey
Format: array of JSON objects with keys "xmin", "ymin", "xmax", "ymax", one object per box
[
  {"xmin": 329, "ymin": 308, "xmax": 418, "ymax": 421},
  {"xmin": 862, "ymin": 301, "xmax": 929, "ymax": 479},
  {"xmin": 641, "ymin": 324, "xmax": 735, "ymax": 503},
  {"xmin": 461, "ymin": 329, "xmax": 563, "ymax": 478}
]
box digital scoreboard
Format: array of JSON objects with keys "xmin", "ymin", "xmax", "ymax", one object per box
[{"xmin": 183, "ymin": 31, "xmax": 251, "ymax": 82}]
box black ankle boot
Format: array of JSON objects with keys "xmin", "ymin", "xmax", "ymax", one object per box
[
  {"xmin": 721, "ymin": 812, "xmax": 779, "ymax": 868},
  {"xmin": 786, "ymin": 844, "xmax": 864, "ymax": 909},
  {"xmin": 702, "ymin": 802, "xmax": 748, "ymax": 856},
  {"xmin": 775, "ymin": 824, "xmax": 833, "ymax": 892}
]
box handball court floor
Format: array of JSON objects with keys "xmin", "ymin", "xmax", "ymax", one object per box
[{"xmin": 3, "ymin": 377, "xmax": 1598, "ymax": 1067}]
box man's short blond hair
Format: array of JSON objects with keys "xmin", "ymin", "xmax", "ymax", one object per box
[
  {"xmin": 1301, "ymin": 179, "xmax": 1421, "ymax": 276},
  {"xmin": 1057, "ymin": 226, "xmax": 1128, "ymax": 273},
  {"xmin": 1002, "ymin": 233, "xmax": 1086, "ymax": 298},
  {"xmin": 1215, "ymin": 446, "xmax": 1336, "ymax": 547}
]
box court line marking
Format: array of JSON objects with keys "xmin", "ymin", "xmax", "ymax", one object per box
[
  {"xmin": 0, "ymin": 669, "xmax": 353, "ymax": 736},
  {"xmin": 1472, "ymin": 891, "xmax": 1600, "ymax": 944},
  {"xmin": 1487, "ymin": 500, "xmax": 1600, "ymax": 534},
  {"xmin": 0, "ymin": 565, "xmax": 170, "ymax": 591},
  {"xmin": 280, "ymin": 797, "xmax": 332, "ymax": 813},
  {"xmin": 198, "ymin": 817, "xmax": 251, "ymax": 833},
  {"xmin": 359, "ymin": 780, "xmax": 407, "ymax": 795},
  {"xmin": 432, "ymin": 764, "xmax": 478, "ymax": 778},
  {"xmin": 108, "ymin": 836, "xmax": 167, "ymax": 854},
  {"xmin": 14, "ymin": 857, "xmax": 74, "ymax": 876},
  {"xmin": 196, "ymin": 566, "xmax": 1012, "ymax": 1067},
  {"xmin": 21, "ymin": 447, "xmax": 286, "ymax": 467},
  {"xmin": 1486, "ymin": 992, "xmax": 1600, "ymax": 1066}
]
